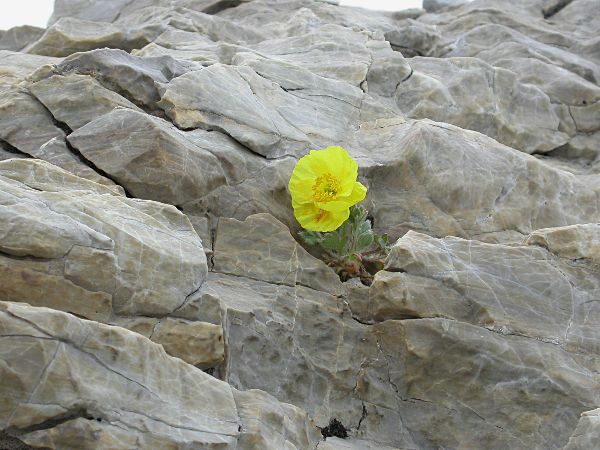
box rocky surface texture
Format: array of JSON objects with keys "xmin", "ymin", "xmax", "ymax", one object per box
[{"xmin": 1, "ymin": 0, "xmax": 599, "ymax": 449}]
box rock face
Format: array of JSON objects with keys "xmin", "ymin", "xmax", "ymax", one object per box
[
  {"xmin": 1, "ymin": 0, "xmax": 600, "ymax": 449},
  {"xmin": 0, "ymin": 301, "xmax": 320, "ymax": 449}
]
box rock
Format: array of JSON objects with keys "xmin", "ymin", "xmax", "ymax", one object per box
[
  {"xmin": 551, "ymin": 0, "xmax": 600, "ymax": 35},
  {"xmin": 564, "ymin": 408, "xmax": 600, "ymax": 450},
  {"xmin": 0, "ymin": 51, "xmax": 60, "ymax": 85},
  {"xmin": 371, "ymin": 317, "xmax": 598, "ymax": 449},
  {"xmin": 247, "ymin": 25, "xmax": 373, "ymax": 86},
  {"xmin": 51, "ymin": 48, "xmax": 199, "ymax": 110},
  {"xmin": 158, "ymin": 63, "xmax": 339, "ymax": 158},
  {"xmin": 0, "ymin": 86, "xmax": 66, "ymax": 154},
  {"xmin": 2, "ymin": 0, "xmax": 600, "ymax": 448},
  {"xmin": 25, "ymin": 17, "xmax": 162, "ymax": 57},
  {"xmin": 0, "ymin": 158, "xmax": 207, "ymax": 317},
  {"xmin": 67, "ymin": 108, "xmax": 240, "ymax": 205},
  {"xmin": 49, "ymin": 0, "xmax": 149, "ymax": 24},
  {"xmin": 358, "ymin": 120, "xmax": 600, "ymax": 242},
  {"xmin": 194, "ymin": 272, "xmax": 404, "ymax": 445},
  {"xmin": 384, "ymin": 20, "xmax": 442, "ymax": 57},
  {"xmin": 219, "ymin": 0, "xmax": 404, "ymax": 37},
  {"xmin": 110, "ymin": 317, "xmax": 225, "ymax": 368},
  {"xmin": 384, "ymin": 229, "xmax": 600, "ymax": 353},
  {"xmin": 213, "ymin": 213, "xmax": 341, "ymax": 293},
  {"xmin": 447, "ymin": 24, "xmax": 600, "ymax": 84},
  {"xmin": 525, "ymin": 223, "xmax": 600, "ymax": 263},
  {"xmin": 0, "ymin": 149, "xmax": 26, "ymax": 161},
  {"xmin": 0, "ymin": 26, "xmax": 45, "ymax": 52},
  {"xmin": 0, "ymin": 301, "xmax": 320, "ymax": 449},
  {"xmin": 423, "ymin": 0, "xmax": 468, "ymax": 13},
  {"xmin": 233, "ymin": 389, "xmax": 322, "ymax": 449},
  {"xmin": 319, "ymin": 437, "xmax": 407, "ymax": 450},
  {"xmin": 394, "ymin": 57, "xmax": 569, "ymax": 153}
]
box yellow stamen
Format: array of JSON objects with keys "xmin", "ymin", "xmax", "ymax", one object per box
[{"xmin": 312, "ymin": 173, "xmax": 340, "ymax": 202}]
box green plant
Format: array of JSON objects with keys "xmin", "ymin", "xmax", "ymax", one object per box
[{"xmin": 299, "ymin": 205, "xmax": 391, "ymax": 283}]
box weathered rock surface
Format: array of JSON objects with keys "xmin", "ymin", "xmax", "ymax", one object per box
[
  {"xmin": 1, "ymin": 0, "xmax": 600, "ymax": 448},
  {"xmin": 0, "ymin": 159, "xmax": 223, "ymax": 367},
  {"xmin": 565, "ymin": 408, "xmax": 600, "ymax": 450},
  {"xmin": 0, "ymin": 26, "xmax": 44, "ymax": 52},
  {"xmin": 0, "ymin": 301, "xmax": 320, "ymax": 449},
  {"xmin": 394, "ymin": 57, "xmax": 569, "ymax": 153},
  {"xmin": 423, "ymin": 0, "xmax": 468, "ymax": 13}
]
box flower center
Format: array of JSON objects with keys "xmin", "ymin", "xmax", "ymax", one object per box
[{"xmin": 312, "ymin": 173, "xmax": 340, "ymax": 202}]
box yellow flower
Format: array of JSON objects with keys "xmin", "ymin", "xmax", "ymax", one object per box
[{"xmin": 288, "ymin": 146, "xmax": 367, "ymax": 232}]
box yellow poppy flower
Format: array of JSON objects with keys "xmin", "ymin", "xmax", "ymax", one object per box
[{"xmin": 288, "ymin": 146, "xmax": 367, "ymax": 232}]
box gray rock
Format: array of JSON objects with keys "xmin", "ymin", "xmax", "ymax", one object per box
[
  {"xmin": 0, "ymin": 158, "xmax": 207, "ymax": 317},
  {"xmin": 395, "ymin": 57, "xmax": 569, "ymax": 153},
  {"xmin": 157, "ymin": 62, "xmax": 364, "ymax": 157},
  {"xmin": 26, "ymin": 17, "xmax": 163, "ymax": 57},
  {"xmin": 423, "ymin": 0, "xmax": 468, "ymax": 13},
  {"xmin": 0, "ymin": 86, "xmax": 66, "ymax": 154},
  {"xmin": 0, "ymin": 301, "xmax": 320, "ymax": 449},
  {"xmin": 67, "ymin": 108, "xmax": 241, "ymax": 205},
  {"xmin": 213, "ymin": 213, "xmax": 341, "ymax": 293},
  {"xmin": 385, "ymin": 229, "xmax": 600, "ymax": 353},
  {"xmin": 447, "ymin": 24, "xmax": 600, "ymax": 84},
  {"xmin": 551, "ymin": 0, "xmax": 600, "ymax": 35},
  {"xmin": 0, "ymin": 50, "xmax": 60, "ymax": 85},
  {"xmin": 384, "ymin": 20, "xmax": 442, "ymax": 57},
  {"xmin": 564, "ymin": 408, "xmax": 600, "ymax": 450},
  {"xmin": 357, "ymin": 120, "xmax": 600, "ymax": 242},
  {"xmin": 0, "ymin": 26, "xmax": 44, "ymax": 52},
  {"xmin": 2, "ymin": 0, "xmax": 600, "ymax": 448},
  {"xmin": 29, "ymin": 73, "xmax": 143, "ymax": 130},
  {"xmin": 52, "ymin": 48, "xmax": 200, "ymax": 110}
]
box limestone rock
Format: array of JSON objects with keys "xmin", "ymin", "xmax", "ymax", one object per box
[
  {"xmin": 447, "ymin": 24, "xmax": 599, "ymax": 84},
  {"xmin": 29, "ymin": 73, "xmax": 143, "ymax": 130},
  {"xmin": 372, "ymin": 318, "xmax": 598, "ymax": 449},
  {"xmin": 525, "ymin": 223, "xmax": 600, "ymax": 263},
  {"xmin": 25, "ymin": 17, "xmax": 163, "ymax": 57},
  {"xmin": 2, "ymin": 0, "xmax": 600, "ymax": 448},
  {"xmin": 423, "ymin": 0, "xmax": 468, "ymax": 13},
  {"xmin": 394, "ymin": 57, "xmax": 569, "ymax": 153},
  {"xmin": 0, "ymin": 51, "xmax": 60, "ymax": 85},
  {"xmin": 358, "ymin": 120, "xmax": 600, "ymax": 242},
  {"xmin": 213, "ymin": 213, "xmax": 341, "ymax": 294},
  {"xmin": 110, "ymin": 317, "xmax": 225, "ymax": 368},
  {"xmin": 67, "ymin": 107, "xmax": 248, "ymax": 205},
  {"xmin": 52, "ymin": 48, "xmax": 199, "ymax": 110},
  {"xmin": 0, "ymin": 158, "xmax": 207, "ymax": 317},
  {"xmin": 0, "ymin": 301, "xmax": 320, "ymax": 450},
  {"xmin": 564, "ymin": 408, "xmax": 600, "ymax": 450},
  {"xmin": 0, "ymin": 26, "xmax": 44, "ymax": 52},
  {"xmin": 319, "ymin": 437, "xmax": 408, "ymax": 450},
  {"xmin": 384, "ymin": 229, "xmax": 600, "ymax": 353},
  {"xmin": 157, "ymin": 62, "xmax": 369, "ymax": 158}
]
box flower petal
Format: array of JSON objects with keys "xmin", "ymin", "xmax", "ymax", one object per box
[
  {"xmin": 316, "ymin": 181, "xmax": 367, "ymax": 212},
  {"xmin": 288, "ymin": 153, "xmax": 318, "ymax": 205},
  {"xmin": 345, "ymin": 181, "xmax": 368, "ymax": 205},
  {"xmin": 303, "ymin": 146, "xmax": 358, "ymax": 196},
  {"xmin": 293, "ymin": 201, "xmax": 350, "ymax": 232}
]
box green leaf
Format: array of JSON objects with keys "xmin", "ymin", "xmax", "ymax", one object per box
[
  {"xmin": 299, "ymin": 230, "xmax": 323, "ymax": 247},
  {"xmin": 375, "ymin": 233, "xmax": 392, "ymax": 255},
  {"xmin": 349, "ymin": 204, "xmax": 367, "ymax": 226},
  {"xmin": 321, "ymin": 232, "xmax": 346, "ymax": 254},
  {"xmin": 358, "ymin": 219, "xmax": 372, "ymax": 235},
  {"xmin": 356, "ymin": 231, "xmax": 374, "ymax": 252}
]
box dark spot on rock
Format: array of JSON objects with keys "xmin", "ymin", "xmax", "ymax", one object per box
[{"xmin": 321, "ymin": 418, "xmax": 348, "ymax": 439}]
